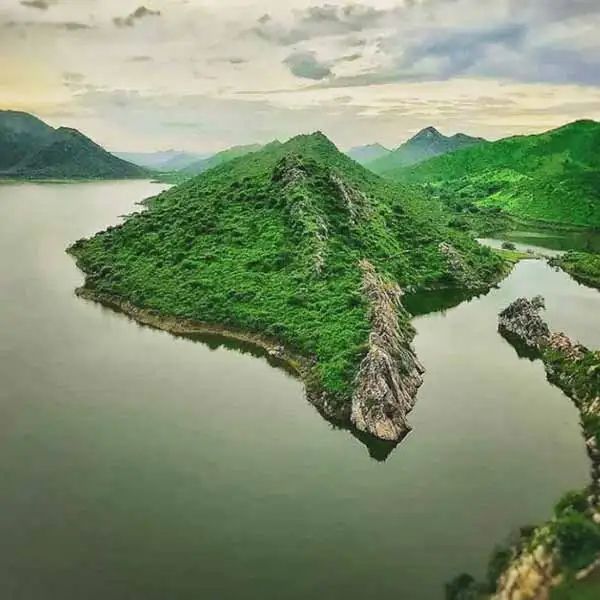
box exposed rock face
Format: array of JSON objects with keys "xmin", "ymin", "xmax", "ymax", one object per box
[
  {"xmin": 330, "ymin": 171, "xmax": 371, "ymax": 224},
  {"xmin": 492, "ymin": 544, "xmax": 557, "ymax": 600},
  {"xmin": 439, "ymin": 242, "xmax": 485, "ymax": 289},
  {"xmin": 499, "ymin": 296, "xmax": 600, "ymax": 515},
  {"xmin": 350, "ymin": 260, "xmax": 425, "ymax": 441},
  {"xmin": 498, "ymin": 296, "xmax": 550, "ymax": 350}
]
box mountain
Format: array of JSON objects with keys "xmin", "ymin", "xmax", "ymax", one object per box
[
  {"xmin": 69, "ymin": 132, "xmax": 505, "ymax": 445},
  {"xmin": 0, "ymin": 110, "xmax": 148, "ymax": 179},
  {"xmin": 389, "ymin": 120, "xmax": 600, "ymax": 228},
  {"xmin": 114, "ymin": 150, "xmax": 207, "ymax": 171},
  {"xmin": 369, "ymin": 126, "xmax": 485, "ymax": 174},
  {"xmin": 181, "ymin": 143, "xmax": 263, "ymax": 176},
  {"xmin": 346, "ymin": 143, "xmax": 391, "ymax": 165}
]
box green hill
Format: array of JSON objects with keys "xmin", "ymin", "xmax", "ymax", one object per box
[
  {"xmin": 0, "ymin": 110, "xmax": 148, "ymax": 180},
  {"xmin": 69, "ymin": 132, "xmax": 505, "ymax": 442},
  {"xmin": 181, "ymin": 143, "xmax": 263, "ymax": 176},
  {"xmin": 389, "ymin": 120, "xmax": 600, "ymax": 228},
  {"xmin": 369, "ymin": 126, "xmax": 485, "ymax": 174}
]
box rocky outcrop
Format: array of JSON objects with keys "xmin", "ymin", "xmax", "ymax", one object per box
[
  {"xmin": 330, "ymin": 171, "xmax": 371, "ymax": 224},
  {"xmin": 493, "ymin": 543, "xmax": 557, "ymax": 600},
  {"xmin": 350, "ymin": 260, "xmax": 425, "ymax": 441},
  {"xmin": 439, "ymin": 241, "xmax": 486, "ymax": 289},
  {"xmin": 498, "ymin": 296, "xmax": 550, "ymax": 350},
  {"xmin": 499, "ymin": 296, "xmax": 600, "ymax": 514}
]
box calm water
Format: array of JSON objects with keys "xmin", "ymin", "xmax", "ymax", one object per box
[
  {"xmin": 479, "ymin": 228, "xmax": 600, "ymax": 257},
  {"xmin": 1, "ymin": 182, "xmax": 599, "ymax": 600}
]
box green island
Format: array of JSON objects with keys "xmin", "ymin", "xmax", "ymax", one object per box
[
  {"xmin": 383, "ymin": 120, "xmax": 600, "ymax": 230},
  {"xmin": 68, "ymin": 131, "xmax": 507, "ymax": 443}
]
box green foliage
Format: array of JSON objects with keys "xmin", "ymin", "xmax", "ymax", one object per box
[
  {"xmin": 70, "ymin": 131, "xmax": 504, "ymax": 404},
  {"xmin": 388, "ymin": 120, "xmax": 600, "ymax": 228},
  {"xmin": 555, "ymin": 491, "xmax": 592, "ymax": 518},
  {"xmin": 552, "ymin": 252, "xmax": 600, "ymax": 290},
  {"xmin": 551, "ymin": 513, "xmax": 600, "ymax": 571},
  {"xmin": 445, "ymin": 574, "xmax": 484, "ymax": 600},
  {"xmin": 551, "ymin": 571, "xmax": 600, "ymax": 600}
]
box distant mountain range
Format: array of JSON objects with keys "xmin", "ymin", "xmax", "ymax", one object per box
[
  {"xmin": 114, "ymin": 150, "xmax": 208, "ymax": 172},
  {"xmin": 0, "ymin": 111, "xmax": 148, "ymax": 180},
  {"xmin": 346, "ymin": 143, "xmax": 391, "ymax": 165},
  {"xmin": 181, "ymin": 143, "xmax": 263, "ymax": 176},
  {"xmin": 368, "ymin": 126, "xmax": 485, "ymax": 173},
  {"xmin": 389, "ymin": 119, "xmax": 600, "ymax": 228}
]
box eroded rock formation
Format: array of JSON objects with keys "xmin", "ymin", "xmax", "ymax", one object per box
[
  {"xmin": 498, "ymin": 295, "xmax": 550, "ymax": 350},
  {"xmin": 350, "ymin": 260, "xmax": 425, "ymax": 441}
]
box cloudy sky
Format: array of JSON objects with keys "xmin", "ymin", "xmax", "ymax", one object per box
[{"xmin": 1, "ymin": 0, "xmax": 599, "ymax": 152}]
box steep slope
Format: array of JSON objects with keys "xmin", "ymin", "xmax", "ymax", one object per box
[
  {"xmin": 181, "ymin": 143, "xmax": 263, "ymax": 176},
  {"xmin": 390, "ymin": 120, "xmax": 600, "ymax": 228},
  {"xmin": 346, "ymin": 143, "xmax": 390, "ymax": 165},
  {"xmin": 69, "ymin": 132, "xmax": 505, "ymax": 443},
  {"xmin": 369, "ymin": 126, "xmax": 485, "ymax": 174},
  {"xmin": 0, "ymin": 110, "xmax": 148, "ymax": 179}
]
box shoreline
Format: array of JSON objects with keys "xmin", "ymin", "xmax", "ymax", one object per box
[{"xmin": 74, "ymin": 285, "xmax": 352, "ymax": 426}]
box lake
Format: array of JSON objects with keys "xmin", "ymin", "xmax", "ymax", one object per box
[{"xmin": 1, "ymin": 181, "xmax": 599, "ymax": 599}]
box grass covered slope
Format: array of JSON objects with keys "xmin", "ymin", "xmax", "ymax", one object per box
[
  {"xmin": 0, "ymin": 110, "xmax": 148, "ymax": 180},
  {"xmin": 390, "ymin": 120, "xmax": 600, "ymax": 228},
  {"xmin": 69, "ymin": 132, "xmax": 505, "ymax": 436}
]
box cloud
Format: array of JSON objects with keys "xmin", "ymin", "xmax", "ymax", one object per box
[
  {"xmin": 114, "ymin": 5, "xmax": 161, "ymax": 28},
  {"xmin": 252, "ymin": 2, "xmax": 394, "ymax": 45},
  {"xmin": 284, "ymin": 51, "xmax": 332, "ymax": 80},
  {"xmin": 3, "ymin": 20, "xmax": 91, "ymax": 31},
  {"xmin": 20, "ymin": 0, "xmax": 51, "ymax": 9}
]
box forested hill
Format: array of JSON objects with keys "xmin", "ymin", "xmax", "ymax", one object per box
[
  {"xmin": 368, "ymin": 126, "xmax": 485, "ymax": 174},
  {"xmin": 388, "ymin": 120, "xmax": 600, "ymax": 228},
  {"xmin": 0, "ymin": 110, "xmax": 148, "ymax": 180},
  {"xmin": 69, "ymin": 131, "xmax": 505, "ymax": 439}
]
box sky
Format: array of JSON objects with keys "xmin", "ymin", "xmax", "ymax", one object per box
[{"xmin": 1, "ymin": 0, "xmax": 599, "ymax": 152}]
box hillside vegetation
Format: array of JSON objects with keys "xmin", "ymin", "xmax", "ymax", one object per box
[
  {"xmin": 69, "ymin": 132, "xmax": 505, "ymax": 430},
  {"xmin": 0, "ymin": 110, "xmax": 148, "ymax": 180},
  {"xmin": 369, "ymin": 126, "xmax": 484, "ymax": 174},
  {"xmin": 551, "ymin": 251, "xmax": 600, "ymax": 290},
  {"xmin": 390, "ymin": 120, "xmax": 600, "ymax": 228}
]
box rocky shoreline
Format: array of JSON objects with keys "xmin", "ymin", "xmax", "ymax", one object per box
[
  {"xmin": 74, "ymin": 259, "xmax": 425, "ymax": 445},
  {"xmin": 492, "ymin": 296, "xmax": 600, "ymax": 600}
]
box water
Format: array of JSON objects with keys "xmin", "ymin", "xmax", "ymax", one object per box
[
  {"xmin": 479, "ymin": 228, "xmax": 600, "ymax": 257},
  {"xmin": 1, "ymin": 182, "xmax": 599, "ymax": 600}
]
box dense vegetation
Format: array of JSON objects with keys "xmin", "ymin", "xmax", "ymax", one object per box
[
  {"xmin": 70, "ymin": 132, "xmax": 505, "ymax": 409},
  {"xmin": 369, "ymin": 126, "xmax": 484, "ymax": 174},
  {"xmin": 389, "ymin": 120, "xmax": 600, "ymax": 228},
  {"xmin": 0, "ymin": 110, "xmax": 148, "ymax": 180},
  {"xmin": 551, "ymin": 251, "xmax": 600, "ymax": 290}
]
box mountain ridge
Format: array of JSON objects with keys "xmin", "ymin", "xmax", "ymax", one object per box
[
  {"xmin": 0, "ymin": 110, "xmax": 149, "ymax": 180},
  {"xmin": 369, "ymin": 126, "xmax": 486, "ymax": 174},
  {"xmin": 388, "ymin": 119, "xmax": 600, "ymax": 228}
]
